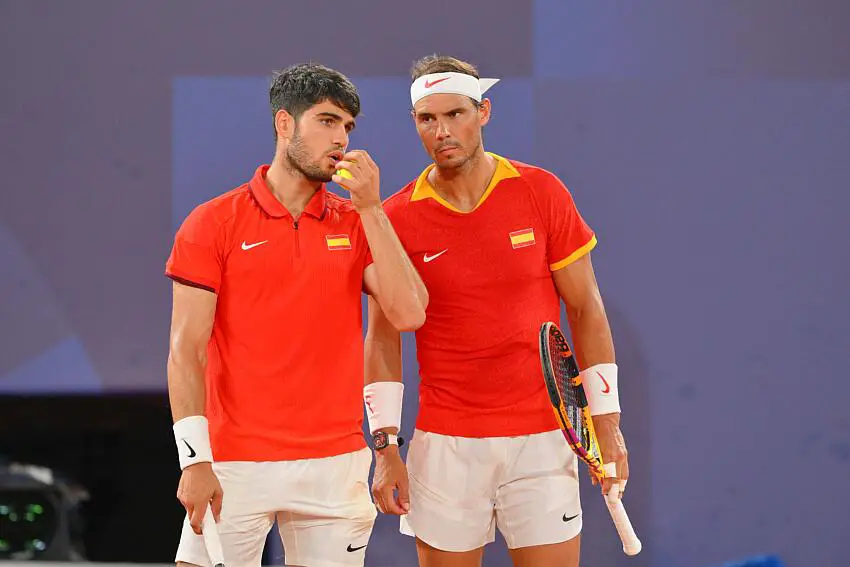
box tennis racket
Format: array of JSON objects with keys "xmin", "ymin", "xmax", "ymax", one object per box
[
  {"xmin": 538, "ymin": 321, "xmax": 642, "ymax": 556},
  {"xmin": 201, "ymin": 505, "xmax": 226, "ymax": 567}
]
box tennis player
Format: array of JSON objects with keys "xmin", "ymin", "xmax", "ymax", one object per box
[
  {"xmin": 166, "ymin": 63, "xmax": 427, "ymax": 567},
  {"xmin": 363, "ymin": 55, "xmax": 630, "ymax": 567}
]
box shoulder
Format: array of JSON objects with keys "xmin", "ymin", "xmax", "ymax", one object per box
[
  {"xmin": 510, "ymin": 160, "xmax": 569, "ymax": 194},
  {"xmin": 382, "ymin": 181, "xmax": 417, "ymax": 217},
  {"xmin": 178, "ymin": 184, "xmax": 249, "ymax": 238}
]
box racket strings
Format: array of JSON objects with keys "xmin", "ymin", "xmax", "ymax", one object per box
[{"xmin": 548, "ymin": 330, "xmax": 603, "ymax": 467}]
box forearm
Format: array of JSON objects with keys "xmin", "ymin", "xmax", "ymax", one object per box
[
  {"xmin": 365, "ymin": 332, "xmax": 401, "ymax": 435},
  {"xmin": 365, "ymin": 341, "xmax": 403, "ymax": 388},
  {"xmin": 359, "ymin": 206, "xmax": 428, "ymax": 323},
  {"xmin": 364, "ymin": 296, "xmax": 405, "ymax": 436},
  {"xmin": 167, "ymin": 351, "xmax": 207, "ymax": 423},
  {"xmin": 565, "ymin": 296, "xmax": 616, "ymax": 371},
  {"xmin": 566, "ymin": 299, "xmax": 623, "ymax": 420}
]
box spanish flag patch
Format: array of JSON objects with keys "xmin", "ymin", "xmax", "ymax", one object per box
[
  {"xmin": 326, "ymin": 234, "xmax": 352, "ymax": 250},
  {"xmin": 509, "ymin": 228, "xmax": 536, "ymax": 249}
]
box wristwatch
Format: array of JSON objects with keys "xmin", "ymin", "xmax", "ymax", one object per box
[{"xmin": 372, "ymin": 431, "xmax": 404, "ymax": 451}]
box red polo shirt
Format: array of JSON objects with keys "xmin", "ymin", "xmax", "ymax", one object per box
[
  {"xmin": 384, "ymin": 154, "xmax": 597, "ymax": 437},
  {"xmin": 166, "ymin": 165, "xmax": 371, "ymax": 461}
]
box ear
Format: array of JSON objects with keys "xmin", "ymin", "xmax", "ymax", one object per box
[
  {"xmin": 478, "ymin": 98, "xmax": 492, "ymax": 127},
  {"xmin": 275, "ymin": 109, "xmax": 295, "ymax": 141}
]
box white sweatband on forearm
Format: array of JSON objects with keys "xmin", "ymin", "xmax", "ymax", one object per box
[
  {"xmin": 173, "ymin": 415, "xmax": 213, "ymax": 470},
  {"xmin": 363, "ymin": 381, "xmax": 404, "ymax": 434},
  {"xmin": 582, "ymin": 363, "xmax": 621, "ymax": 416}
]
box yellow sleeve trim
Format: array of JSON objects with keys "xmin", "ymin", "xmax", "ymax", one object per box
[{"xmin": 549, "ymin": 235, "xmax": 598, "ymax": 271}]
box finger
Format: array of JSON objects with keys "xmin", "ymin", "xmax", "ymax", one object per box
[
  {"xmin": 339, "ymin": 152, "xmax": 366, "ymax": 173},
  {"xmin": 398, "ymin": 476, "xmax": 411, "ymax": 513},
  {"xmin": 189, "ymin": 503, "xmax": 204, "ymax": 535},
  {"xmin": 372, "ymin": 487, "xmax": 387, "ymax": 514},
  {"xmin": 356, "ymin": 150, "xmax": 377, "ymax": 172},
  {"xmin": 211, "ymin": 489, "xmax": 223, "ymax": 523},
  {"xmin": 334, "ymin": 160, "xmax": 359, "ymax": 173},
  {"xmin": 331, "ymin": 173, "xmax": 353, "ymax": 189},
  {"xmin": 342, "ymin": 149, "xmax": 365, "ymax": 163},
  {"xmin": 382, "ymin": 487, "xmax": 406, "ymax": 515},
  {"xmin": 618, "ymin": 455, "xmax": 630, "ymax": 482},
  {"xmin": 345, "ymin": 150, "xmax": 378, "ymax": 174},
  {"xmin": 375, "ymin": 495, "xmax": 387, "ymax": 514}
]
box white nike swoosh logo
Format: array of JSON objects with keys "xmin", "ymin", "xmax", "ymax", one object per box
[
  {"xmin": 423, "ymin": 249, "xmax": 448, "ymax": 263},
  {"xmin": 241, "ymin": 240, "xmax": 268, "ymax": 250}
]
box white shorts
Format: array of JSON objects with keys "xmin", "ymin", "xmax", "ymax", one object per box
[
  {"xmin": 176, "ymin": 448, "xmax": 376, "ymax": 567},
  {"xmin": 400, "ymin": 429, "xmax": 581, "ymax": 552}
]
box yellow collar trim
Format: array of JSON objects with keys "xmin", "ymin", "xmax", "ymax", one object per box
[{"xmin": 410, "ymin": 153, "xmax": 520, "ymax": 213}]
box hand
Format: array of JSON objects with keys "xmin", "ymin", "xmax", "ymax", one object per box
[
  {"xmin": 371, "ymin": 446, "xmax": 410, "ymax": 515},
  {"xmin": 592, "ymin": 412, "xmax": 629, "ymax": 499},
  {"xmin": 332, "ymin": 150, "xmax": 381, "ymax": 211},
  {"xmin": 176, "ymin": 462, "xmax": 223, "ymax": 534}
]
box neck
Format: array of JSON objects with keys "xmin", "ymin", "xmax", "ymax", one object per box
[
  {"xmin": 266, "ymin": 154, "xmax": 322, "ymax": 219},
  {"xmin": 429, "ymin": 147, "xmax": 496, "ymax": 212}
]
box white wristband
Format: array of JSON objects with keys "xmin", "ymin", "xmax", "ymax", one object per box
[
  {"xmin": 582, "ymin": 363, "xmax": 621, "ymax": 416},
  {"xmin": 173, "ymin": 415, "xmax": 213, "ymax": 470},
  {"xmin": 363, "ymin": 381, "xmax": 404, "ymax": 434}
]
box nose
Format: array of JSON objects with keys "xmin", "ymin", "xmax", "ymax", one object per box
[
  {"xmin": 435, "ymin": 118, "xmax": 450, "ymax": 140},
  {"xmin": 333, "ymin": 125, "xmax": 349, "ymax": 149}
]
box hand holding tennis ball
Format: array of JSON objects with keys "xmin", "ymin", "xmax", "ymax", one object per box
[{"xmin": 332, "ymin": 150, "xmax": 381, "ymax": 211}]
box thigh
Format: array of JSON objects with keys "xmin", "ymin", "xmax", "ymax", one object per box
[
  {"xmin": 276, "ymin": 448, "xmax": 377, "ymax": 567},
  {"xmin": 495, "ymin": 430, "xmax": 582, "ymax": 550},
  {"xmin": 508, "ymin": 536, "xmax": 580, "ymax": 567},
  {"xmin": 416, "ymin": 537, "xmax": 484, "ymax": 567},
  {"xmin": 403, "ymin": 430, "xmax": 501, "ymax": 553}
]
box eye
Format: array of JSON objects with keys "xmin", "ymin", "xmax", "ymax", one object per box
[{"xmin": 320, "ymin": 118, "xmax": 334, "ymax": 127}]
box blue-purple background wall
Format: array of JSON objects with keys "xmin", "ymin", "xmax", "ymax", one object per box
[{"xmin": 2, "ymin": 1, "xmax": 849, "ymax": 565}]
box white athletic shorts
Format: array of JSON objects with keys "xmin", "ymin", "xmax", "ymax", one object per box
[
  {"xmin": 399, "ymin": 429, "xmax": 582, "ymax": 552},
  {"xmin": 175, "ymin": 448, "xmax": 376, "ymax": 567}
]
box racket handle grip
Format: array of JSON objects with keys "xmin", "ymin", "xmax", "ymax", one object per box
[
  {"xmin": 202, "ymin": 506, "xmax": 226, "ymax": 567},
  {"xmin": 604, "ymin": 490, "xmax": 642, "ymax": 556}
]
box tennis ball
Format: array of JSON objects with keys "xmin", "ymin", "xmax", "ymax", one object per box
[{"xmin": 336, "ymin": 168, "xmax": 353, "ymax": 180}]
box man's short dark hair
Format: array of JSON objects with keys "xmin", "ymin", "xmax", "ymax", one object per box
[
  {"xmin": 269, "ymin": 63, "xmax": 360, "ymax": 136},
  {"xmin": 410, "ymin": 54, "xmax": 480, "ymax": 81}
]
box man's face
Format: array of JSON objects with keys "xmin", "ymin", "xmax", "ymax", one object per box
[
  {"xmin": 285, "ymin": 101, "xmax": 356, "ymax": 182},
  {"xmin": 412, "ymin": 93, "xmax": 490, "ymax": 169}
]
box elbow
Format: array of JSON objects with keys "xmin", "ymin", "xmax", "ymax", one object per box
[
  {"xmin": 386, "ymin": 305, "xmax": 426, "ymax": 332},
  {"xmin": 564, "ymin": 295, "xmax": 606, "ymax": 326},
  {"xmin": 167, "ymin": 342, "xmax": 207, "ymax": 377}
]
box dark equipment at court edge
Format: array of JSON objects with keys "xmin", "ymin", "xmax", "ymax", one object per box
[{"xmin": 0, "ymin": 458, "xmax": 88, "ymax": 561}]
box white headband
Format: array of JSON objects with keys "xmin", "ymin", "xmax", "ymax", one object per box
[{"xmin": 410, "ymin": 72, "xmax": 500, "ymax": 106}]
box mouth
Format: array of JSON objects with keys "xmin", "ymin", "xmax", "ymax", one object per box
[
  {"xmin": 437, "ymin": 146, "xmax": 460, "ymax": 155},
  {"xmin": 327, "ymin": 150, "xmax": 344, "ymax": 163}
]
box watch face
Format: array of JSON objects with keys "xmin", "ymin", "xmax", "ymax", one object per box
[{"xmin": 373, "ymin": 431, "xmax": 388, "ymax": 449}]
